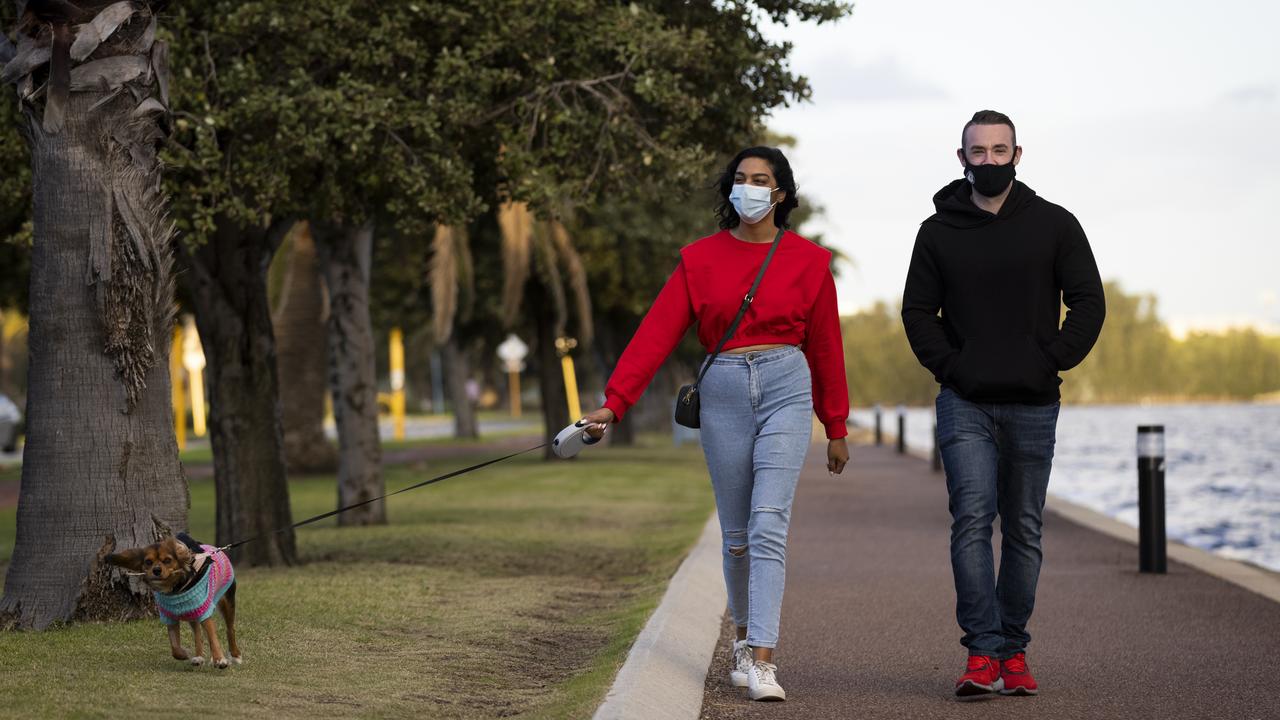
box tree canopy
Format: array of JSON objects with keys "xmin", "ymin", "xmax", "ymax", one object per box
[{"xmin": 162, "ymin": 0, "xmax": 850, "ymax": 239}]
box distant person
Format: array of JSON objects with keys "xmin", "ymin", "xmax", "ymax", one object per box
[
  {"xmin": 902, "ymin": 110, "xmax": 1105, "ymax": 698},
  {"xmin": 580, "ymin": 146, "xmax": 850, "ymax": 702}
]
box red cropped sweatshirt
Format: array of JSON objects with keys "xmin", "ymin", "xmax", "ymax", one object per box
[{"xmin": 603, "ymin": 229, "xmax": 849, "ymax": 440}]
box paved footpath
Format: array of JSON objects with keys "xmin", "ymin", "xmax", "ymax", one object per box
[{"xmin": 699, "ymin": 444, "xmax": 1280, "ymax": 720}]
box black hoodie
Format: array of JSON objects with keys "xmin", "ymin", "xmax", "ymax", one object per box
[{"xmin": 901, "ymin": 179, "xmax": 1105, "ymax": 405}]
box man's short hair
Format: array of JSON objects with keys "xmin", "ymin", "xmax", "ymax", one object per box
[{"xmin": 962, "ymin": 110, "xmax": 1016, "ymax": 148}]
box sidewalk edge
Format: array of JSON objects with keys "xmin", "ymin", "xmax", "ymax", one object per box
[
  {"xmin": 898, "ymin": 443, "xmax": 1280, "ymax": 604},
  {"xmin": 593, "ymin": 512, "xmax": 725, "ymax": 720},
  {"xmin": 1045, "ymin": 494, "xmax": 1280, "ymax": 604}
]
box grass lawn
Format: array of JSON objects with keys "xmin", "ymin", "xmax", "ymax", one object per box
[{"xmin": 0, "ymin": 437, "xmax": 714, "ymax": 719}]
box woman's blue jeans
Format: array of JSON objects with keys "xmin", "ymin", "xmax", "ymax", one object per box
[
  {"xmin": 935, "ymin": 387, "xmax": 1060, "ymax": 658},
  {"xmin": 699, "ymin": 345, "xmax": 812, "ymax": 649}
]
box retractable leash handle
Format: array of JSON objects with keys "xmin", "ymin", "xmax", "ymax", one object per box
[{"xmin": 552, "ymin": 419, "xmax": 604, "ymax": 459}]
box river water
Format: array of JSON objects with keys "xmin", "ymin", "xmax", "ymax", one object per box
[{"xmin": 850, "ymin": 403, "xmax": 1280, "ymax": 573}]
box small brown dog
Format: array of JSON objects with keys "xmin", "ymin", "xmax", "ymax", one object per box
[{"xmin": 106, "ymin": 533, "xmax": 241, "ymax": 669}]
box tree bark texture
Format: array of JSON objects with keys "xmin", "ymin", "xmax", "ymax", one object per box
[
  {"xmin": 314, "ymin": 223, "xmax": 384, "ymax": 526},
  {"xmin": 533, "ymin": 284, "xmax": 569, "ymax": 460},
  {"xmin": 1, "ymin": 74, "xmax": 187, "ymax": 626},
  {"xmin": 0, "ymin": 310, "xmax": 8, "ymax": 399},
  {"xmin": 272, "ymin": 222, "xmax": 337, "ymax": 474},
  {"xmin": 595, "ymin": 317, "xmax": 634, "ymax": 446},
  {"xmin": 179, "ymin": 221, "xmax": 296, "ymax": 567},
  {"xmin": 442, "ymin": 337, "xmax": 478, "ymax": 439}
]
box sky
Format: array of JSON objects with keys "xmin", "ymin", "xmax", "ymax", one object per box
[{"xmin": 760, "ymin": 0, "xmax": 1280, "ymax": 336}]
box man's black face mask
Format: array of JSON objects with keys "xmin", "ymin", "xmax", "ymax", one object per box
[{"xmin": 964, "ymin": 153, "xmax": 1017, "ymax": 198}]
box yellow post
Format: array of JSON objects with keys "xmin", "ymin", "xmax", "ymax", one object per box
[
  {"xmin": 508, "ymin": 370, "xmax": 521, "ymax": 419},
  {"xmin": 182, "ymin": 316, "xmax": 207, "ymax": 437},
  {"xmin": 560, "ymin": 356, "xmax": 581, "ymax": 420},
  {"xmin": 1, "ymin": 309, "xmax": 26, "ymax": 343},
  {"xmin": 390, "ymin": 327, "xmax": 406, "ymax": 441},
  {"xmin": 170, "ymin": 326, "xmax": 186, "ymax": 451},
  {"xmin": 555, "ymin": 337, "xmax": 582, "ymax": 420}
]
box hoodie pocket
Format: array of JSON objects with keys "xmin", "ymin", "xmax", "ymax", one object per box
[{"xmin": 950, "ymin": 335, "xmax": 1056, "ymax": 398}]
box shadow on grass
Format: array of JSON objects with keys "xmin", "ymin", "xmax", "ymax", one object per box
[{"xmin": 0, "ymin": 437, "xmax": 715, "ymax": 720}]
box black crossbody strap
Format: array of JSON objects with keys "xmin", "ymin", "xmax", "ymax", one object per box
[{"xmin": 692, "ymin": 228, "xmax": 784, "ymax": 386}]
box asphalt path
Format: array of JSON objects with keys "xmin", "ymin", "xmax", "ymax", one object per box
[{"xmin": 699, "ymin": 444, "xmax": 1280, "ymax": 720}]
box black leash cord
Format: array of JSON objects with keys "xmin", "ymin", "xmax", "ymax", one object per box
[{"xmin": 215, "ymin": 442, "xmax": 548, "ymax": 553}]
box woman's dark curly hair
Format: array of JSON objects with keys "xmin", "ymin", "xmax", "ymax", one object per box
[{"xmin": 714, "ymin": 146, "xmax": 800, "ymax": 230}]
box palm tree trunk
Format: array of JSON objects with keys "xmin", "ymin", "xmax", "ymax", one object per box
[
  {"xmin": 597, "ymin": 318, "xmax": 635, "ymax": 446},
  {"xmin": 273, "ymin": 222, "xmax": 337, "ymax": 474},
  {"xmin": 533, "ymin": 285, "xmax": 569, "ymax": 460},
  {"xmin": 0, "ymin": 309, "xmax": 7, "ymax": 397},
  {"xmin": 443, "ymin": 337, "xmax": 478, "ymax": 439},
  {"xmin": 178, "ymin": 220, "xmax": 297, "ymax": 567},
  {"xmin": 1, "ymin": 16, "xmax": 187, "ymax": 627},
  {"xmin": 314, "ymin": 222, "xmax": 384, "ymax": 526}
]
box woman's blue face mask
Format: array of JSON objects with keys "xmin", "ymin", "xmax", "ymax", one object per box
[{"xmin": 729, "ymin": 183, "xmax": 777, "ymax": 224}]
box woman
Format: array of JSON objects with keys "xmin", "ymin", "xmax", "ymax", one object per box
[{"xmin": 581, "ymin": 146, "xmax": 849, "ymax": 701}]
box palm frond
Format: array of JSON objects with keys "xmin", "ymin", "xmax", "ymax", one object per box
[
  {"xmin": 549, "ymin": 220, "xmax": 593, "ymax": 347},
  {"xmin": 531, "ymin": 220, "xmax": 567, "ymax": 340},
  {"xmin": 429, "ymin": 225, "xmax": 458, "ymax": 345},
  {"xmin": 497, "ymin": 201, "xmax": 532, "ymax": 328}
]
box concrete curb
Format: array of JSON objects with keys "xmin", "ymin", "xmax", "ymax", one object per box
[
  {"xmin": 1045, "ymin": 494, "xmax": 1280, "ymax": 604},
  {"xmin": 594, "ymin": 512, "xmax": 725, "ymax": 720},
  {"xmin": 900, "ymin": 443, "xmax": 1280, "ymax": 604}
]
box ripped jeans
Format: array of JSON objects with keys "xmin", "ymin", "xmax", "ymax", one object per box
[{"xmin": 699, "ymin": 345, "xmax": 813, "ymax": 648}]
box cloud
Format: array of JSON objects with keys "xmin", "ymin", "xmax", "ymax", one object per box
[
  {"xmin": 1222, "ymin": 84, "xmax": 1277, "ymax": 105},
  {"xmin": 805, "ymin": 54, "xmax": 949, "ymax": 105}
]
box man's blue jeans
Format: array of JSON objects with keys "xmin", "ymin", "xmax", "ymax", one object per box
[{"xmin": 935, "ymin": 387, "xmax": 1060, "ymax": 658}]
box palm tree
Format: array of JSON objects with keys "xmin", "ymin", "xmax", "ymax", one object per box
[
  {"xmin": 272, "ymin": 221, "xmax": 338, "ymax": 474},
  {"xmin": 497, "ymin": 201, "xmax": 593, "ymax": 458},
  {"xmin": 0, "ymin": 0, "xmax": 188, "ymax": 629},
  {"xmin": 428, "ymin": 223, "xmax": 479, "ymax": 439}
]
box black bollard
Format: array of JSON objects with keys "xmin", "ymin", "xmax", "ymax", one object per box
[
  {"xmin": 1138, "ymin": 425, "xmax": 1167, "ymax": 574},
  {"xmin": 932, "ymin": 422, "xmax": 942, "ymax": 472},
  {"xmin": 874, "ymin": 404, "xmax": 883, "ymax": 446},
  {"xmin": 896, "ymin": 406, "xmax": 906, "ymax": 455}
]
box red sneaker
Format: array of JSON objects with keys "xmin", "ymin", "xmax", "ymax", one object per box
[
  {"xmin": 1000, "ymin": 652, "xmax": 1039, "ymax": 695},
  {"xmin": 955, "ymin": 655, "xmax": 1004, "ymax": 697}
]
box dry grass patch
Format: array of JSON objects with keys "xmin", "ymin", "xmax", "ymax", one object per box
[{"xmin": 0, "ymin": 438, "xmax": 714, "ymax": 719}]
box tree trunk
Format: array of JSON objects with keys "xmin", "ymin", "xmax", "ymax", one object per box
[
  {"xmin": 314, "ymin": 223, "xmax": 384, "ymax": 526},
  {"xmin": 596, "ymin": 317, "xmax": 634, "ymax": 446},
  {"xmin": 406, "ymin": 328, "xmax": 432, "ymax": 414},
  {"xmin": 178, "ymin": 221, "xmax": 296, "ymax": 567},
  {"xmin": 273, "ymin": 222, "xmax": 337, "ymax": 474},
  {"xmin": 443, "ymin": 337, "xmax": 478, "ymax": 439},
  {"xmin": 1, "ymin": 73, "xmax": 187, "ymax": 625},
  {"xmin": 533, "ymin": 285, "xmax": 569, "ymax": 460},
  {"xmin": 0, "ymin": 309, "xmax": 7, "ymax": 397}
]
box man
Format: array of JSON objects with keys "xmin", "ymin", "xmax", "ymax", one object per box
[{"xmin": 901, "ymin": 110, "xmax": 1105, "ymax": 698}]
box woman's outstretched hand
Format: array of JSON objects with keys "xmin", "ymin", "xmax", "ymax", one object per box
[
  {"xmin": 581, "ymin": 407, "xmax": 616, "ymax": 439},
  {"xmin": 827, "ymin": 438, "xmax": 849, "ymax": 475}
]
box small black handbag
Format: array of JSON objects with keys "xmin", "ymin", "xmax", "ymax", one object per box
[{"xmin": 674, "ymin": 228, "xmax": 783, "ymax": 429}]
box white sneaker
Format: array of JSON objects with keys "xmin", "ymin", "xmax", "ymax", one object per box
[
  {"xmin": 729, "ymin": 639, "xmax": 753, "ymax": 687},
  {"xmin": 747, "ymin": 660, "xmax": 786, "ymax": 701}
]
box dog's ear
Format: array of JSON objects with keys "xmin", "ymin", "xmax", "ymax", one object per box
[
  {"xmin": 105, "ymin": 548, "xmax": 147, "ymax": 572},
  {"xmin": 161, "ymin": 537, "xmax": 192, "ymax": 564}
]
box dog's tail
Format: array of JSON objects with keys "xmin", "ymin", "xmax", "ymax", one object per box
[{"xmin": 175, "ymin": 532, "xmax": 204, "ymax": 554}]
